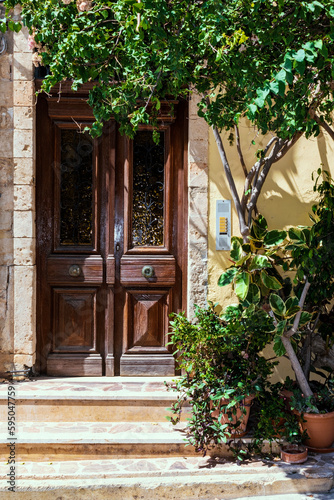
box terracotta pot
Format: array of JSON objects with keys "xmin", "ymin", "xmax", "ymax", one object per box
[
  {"xmin": 280, "ymin": 444, "xmax": 308, "ymax": 464},
  {"xmin": 297, "ymin": 410, "xmax": 334, "ymax": 449},
  {"xmin": 211, "ymin": 394, "xmax": 255, "ymax": 436}
]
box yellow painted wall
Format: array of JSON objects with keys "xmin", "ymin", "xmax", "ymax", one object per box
[{"xmin": 208, "ymin": 122, "xmax": 334, "ymax": 382}]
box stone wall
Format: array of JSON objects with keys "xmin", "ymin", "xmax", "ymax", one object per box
[
  {"xmin": 187, "ymin": 93, "xmax": 209, "ymax": 316},
  {"xmin": 0, "ymin": 8, "xmax": 36, "ymax": 374}
]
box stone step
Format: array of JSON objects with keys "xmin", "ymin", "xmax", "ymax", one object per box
[
  {"xmin": 0, "ymin": 376, "xmax": 190, "ymax": 423},
  {"xmin": 0, "ymin": 454, "xmax": 333, "ymax": 499},
  {"xmin": 0, "ymin": 421, "xmax": 200, "ymax": 461}
]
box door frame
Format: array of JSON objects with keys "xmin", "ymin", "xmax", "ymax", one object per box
[{"xmin": 35, "ymin": 82, "xmax": 188, "ymax": 376}]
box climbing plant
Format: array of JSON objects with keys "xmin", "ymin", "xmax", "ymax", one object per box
[{"xmin": 2, "ymin": 0, "xmax": 334, "ymax": 237}]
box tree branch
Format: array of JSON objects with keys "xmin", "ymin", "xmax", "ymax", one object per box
[
  {"xmin": 281, "ymin": 336, "xmax": 313, "ymax": 398},
  {"xmin": 234, "ymin": 125, "xmax": 248, "ymax": 178},
  {"xmin": 273, "ymin": 132, "xmax": 303, "ymax": 163},
  {"xmin": 241, "ymin": 136, "xmax": 279, "ymax": 213},
  {"xmin": 281, "ymin": 280, "xmax": 313, "ymax": 399},
  {"xmin": 247, "ymin": 138, "xmax": 283, "ymax": 215},
  {"xmin": 314, "ymin": 114, "xmax": 334, "ymax": 141},
  {"xmin": 212, "ymin": 125, "xmax": 249, "ymax": 240},
  {"xmin": 285, "ymin": 280, "xmax": 311, "ymax": 339}
]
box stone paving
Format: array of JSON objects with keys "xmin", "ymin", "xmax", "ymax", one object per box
[{"xmin": 1, "ymin": 453, "xmax": 334, "ymax": 480}]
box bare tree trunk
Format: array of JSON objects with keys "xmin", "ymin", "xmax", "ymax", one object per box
[
  {"xmin": 282, "ymin": 280, "xmax": 314, "ymax": 398},
  {"xmin": 212, "ymin": 125, "xmax": 249, "ymax": 241},
  {"xmin": 281, "ymin": 335, "xmax": 313, "ymax": 398}
]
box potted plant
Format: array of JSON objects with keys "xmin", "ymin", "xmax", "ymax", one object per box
[
  {"xmin": 167, "ymin": 302, "xmax": 277, "ymax": 460},
  {"xmin": 252, "ymin": 384, "xmax": 308, "ymax": 463},
  {"xmin": 218, "ymin": 170, "xmax": 334, "ymax": 451}
]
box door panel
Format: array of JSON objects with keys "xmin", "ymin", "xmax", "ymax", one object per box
[
  {"xmin": 36, "ymin": 90, "xmax": 187, "ymax": 376},
  {"xmin": 52, "ymin": 288, "xmax": 98, "ymax": 352}
]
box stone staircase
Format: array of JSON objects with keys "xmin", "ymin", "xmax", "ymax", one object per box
[{"xmin": 0, "ymin": 377, "xmax": 333, "ymax": 499}]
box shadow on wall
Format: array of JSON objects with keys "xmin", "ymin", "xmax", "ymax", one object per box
[{"xmin": 208, "ymin": 128, "xmax": 334, "ymax": 305}]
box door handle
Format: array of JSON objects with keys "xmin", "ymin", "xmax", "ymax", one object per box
[
  {"xmin": 68, "ymin": 264, "xmax": 82, "ymax": 277},
  {"xmin": 141, "ymin": 265, "xmax": 154, "ymax": 278}
]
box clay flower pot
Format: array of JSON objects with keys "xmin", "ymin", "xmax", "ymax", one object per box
[
  {"xmin": 280, "ymin": 444, "xmax": 308, "ymax": 464},
  {"xmin": 211, "ymin": 394, "xmax": 255, "ymax": 436},
  {"xmin": 298, "ymin": 410, "xmax": 334, "ymax": 450}
]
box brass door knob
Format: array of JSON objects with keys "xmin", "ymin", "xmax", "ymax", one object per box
[
  {"xmin": 68, "ymin": 264, "xmax": 82, "ymax": 277},
  {"xmin": 141, "ymin": 265, "xmax": 154, "ymax": 278}
]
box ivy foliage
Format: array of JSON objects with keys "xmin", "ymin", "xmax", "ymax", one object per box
[{"xmin": 3, "ymin": 0, "xmax": 334, "ymax": 140}]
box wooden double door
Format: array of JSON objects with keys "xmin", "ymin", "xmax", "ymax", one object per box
[{"xmin": 36, "ymin": 90, "xmax": 187, "ymax": 376}]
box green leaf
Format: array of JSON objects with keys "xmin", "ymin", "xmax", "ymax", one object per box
[
  {"xmin": 285, "ymin": 305, "xmax": 300, "ymax": 319},
  {"xmin": 264, "ymin": 230, "xmax": 287, "ymax": 247},
  {"xmin": 245, "ymin": 283, "xmax": 260, "ymax": 305},
  {"xmin": 235, "ymin": 271, "xmax": 250, "ymax": 301},
  {"xmin": 275, "ymin": 68, "xmax": 286, "ymax": 83},
  {"xmin": 295, "ymin": 59, "xmax": 306, "ymax": 75},
  {"xmin": 248, "ymin": 255, "xmax": 270, "ymax": 271},
  {"xmin": 260, "ymin": 270, "xmax": 282, "ymax": 290},
  {"xmin": 0, "ymin": 19, "xmax": 6, "ymax": 34},
  {"xmin": 269, "ymin": 294, "xmax": 286, "ymax": 316},
  {"xmin": 269, "ymin": 80, "xmax": 280, "ymax": 95},
  {"xmin": 276, "ymin": 319, "xmax": 287, "ymax": 336},
  {"xmin": 294, "ymin": 49, "xmax": 305, "ymax": 62},
  {"xmin": 230, "ymin": 239, "xmax": 243, "ymax": 263},
  {"xmin": 248, "ymin": 103, "xmax": 257, "ymax": 115},
  {"xmin": 299, "ymin": 311, "xmax": 313, "ymax": 326},
  {"xmin": 274, "ymin": 335, "xmax": 286, "ymax": 356},
  {"xmin": 285, "ymin": 297, "xmax": 299, "ymax": 310},
  {"xmin": 218, "ymin": 267, "xmax": 238, "ymax": 287},
  {"xmin": 288, "ymin": 228, "xmax": 305, "ymax": 243}
]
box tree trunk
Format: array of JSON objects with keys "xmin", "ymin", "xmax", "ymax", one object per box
[{"xmin": 281, "ymin": 335, "xmax": 313, "ymax": 398}]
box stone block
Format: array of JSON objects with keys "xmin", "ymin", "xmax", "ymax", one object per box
[
  {"xmin": 189, "ymin": 187, "xmax": 208, "ymax": 217},
  {"xmin": 189, "ymin": 162, "xmax": 208, "ymax": 188},
  {"xmin": 14, "ymin": 184, "xmax": 35, "ymax": 211},
  {"xmin": 13, "ymin": 353, "xmax": 36, "ymax": 367},
  {"xmin": 13, "ymin": 210, "xmax": 35, "ymax": 238},
  {"xmin": 13, "ymin": 265, "xmax": 36, "ymax": 354},
  {"xmin": 0, "ymin": 232, "xmax": 13, "ymax": 266},
  {"xmin": 0, "ymin": 265, "xmax": 14, "ymax": 353},
  {"xmin": 0, "ymin": 106, "xmax": 13, "ymax": 129},
  {"xmin": 0, "ymin": 81, "xmax": 13, "ymax": 107},
  {"xmin": 13, "ymin": 105, "xmax": 33, "ymax": 130},
  {"xmin": 189, "ymin": 215, "xmax": 208, "ymax": 242},
  {"xmin": 189, "ymin": 92, "xmax": 202, "ymax": 117},
  {"xmin": 14, "ymin": 27, "xmax": 31, "ymax": 54},
  {"xmin": 14, "ymin": 237, "xmax": 35, "ymax": 265},
  {"xmin": 188, "ymin": 139, "xmax": 208, "ymax": 164},
  {"xmin": 14, "ymin": 157, "xmax": 34, "ymax": 185},
  {"xmin": 14, "ymin": 128, "xmax": 33, "ymax": 157},
  {"xmin": 0, "ymin": 129, "xmax": 13, "ymax": 158},
  {"xmin": 187, "ymin": 241, "xmax": 208, "ymax": 315},
  {"xmin": 0, "ymin": 184, "xmax": 14, "ymax": 211},
  {"xmin": 0, "ymin": 158, "xmax": 14, "ymax": 186},
  {"xmin": 0, "ymin": 210, "xmax": 13, "ymax": 232},
  {"xmin": 13, "ymin": 51, "xmax": 34, "ymax": 81},
  {"xmin": 0, "ymin": 54, "xmax": 13, "ymax": 80},
  {"xmin": 189, "ymin": 115, "xmax": 209, "ymax": 142},
  {"xmin": 13, "ymin": 80, "xmax": 34, "ymax": 106},
  {"xmin": 0, "ymin": 354, "xmax": 15, "ymax": 372}
]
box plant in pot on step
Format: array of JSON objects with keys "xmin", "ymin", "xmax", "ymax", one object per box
[
  {"xmin": 166, "ymin": 301, "xmax": 277, "ymax": 461},
  {"xmin": 218, "ymin": 170, "xmax": 334, "ymax": 452},
  {"xmin": 251, "ymin": 383, "xmax": 308, "ymax": 463}
]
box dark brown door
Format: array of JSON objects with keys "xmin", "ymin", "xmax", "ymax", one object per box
[{"xmin": 36, "ymin": 90, "xmax": 187, "ymax": 376}]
